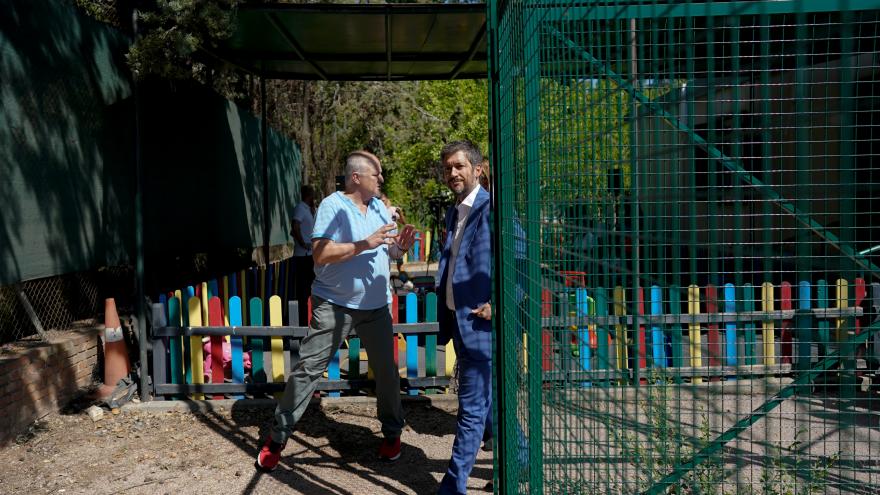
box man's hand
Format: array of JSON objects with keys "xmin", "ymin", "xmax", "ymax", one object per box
[
  {"xmin": 313, "ymin": 223, "xmax": 398, "ymax": 265},
  {"xmin": 363, "ymin": 223, "xmax": 398, "ymax": 250},
  {"xmin": 395, "ymin": 224, "xmax": 417, "ymax": 252},
  {"xmin": 471, "ymin": 303, "xmax": 492, "ymax": 320}
]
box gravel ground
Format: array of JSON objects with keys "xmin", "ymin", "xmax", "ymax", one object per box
[{"xmin": 0, "ymin": 396, "xmax": 493, "ymax": 495}]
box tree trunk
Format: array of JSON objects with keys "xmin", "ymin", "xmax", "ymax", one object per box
[{"xmin": 300, "ymin": 83, "xmax": 313, "ymax": 187}]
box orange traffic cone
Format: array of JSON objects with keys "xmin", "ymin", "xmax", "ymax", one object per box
[{"xmin": 97, "ymin": 298, "xmax": 131, "ymax": 398}]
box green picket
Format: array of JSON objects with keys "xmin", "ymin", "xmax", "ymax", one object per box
[
  {"xmin": 425, "ymin": 292, "xmax": 438, "ymax": 395},
  {"xmin": 249, "ymin": 297, "xmax": 266, "ymax": 384}
]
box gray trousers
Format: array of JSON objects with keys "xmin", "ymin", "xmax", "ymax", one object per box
[{"xmin": 271, "ymin": 295, "xmax": 405, "ymax": 443}]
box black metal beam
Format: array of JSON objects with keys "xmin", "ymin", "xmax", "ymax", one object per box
[
  {"xmin": 266, "ymin": 12, "xmax": 328, "ymax": 80},
  {"xmin": 219, "ymin": 51, "xmax": 487, "ymax": 63},
  {"xmin": 252, "ymin": 71, "xmax": 487, "ymax": 81},
  {"xmin": 450, "ymin": 20, "xmax": 487, "ymax": 80},
  {"xmin": 239, "ymin": 2, "xmax": 485, "ymax": 15}
]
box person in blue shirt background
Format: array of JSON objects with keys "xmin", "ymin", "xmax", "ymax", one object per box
[
  {"xmin": 257, "ymin": 150, "xmax": 416, "ymax": 471},
  {"xmin": 290, "ymin": 184, "xmax": 316, "ymax": 329}
]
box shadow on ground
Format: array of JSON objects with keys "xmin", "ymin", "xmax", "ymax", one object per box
[{"xmin": 164, "ymin": 397, "xmax": 490, "ymax": 495}]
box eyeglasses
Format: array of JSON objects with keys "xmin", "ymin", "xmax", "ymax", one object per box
[{"xmin": 356, "ymin": 172, "xmax": 382, "ymax": 179}]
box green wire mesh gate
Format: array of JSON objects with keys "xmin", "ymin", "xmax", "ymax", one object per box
[{"xmin": 488, "ymin": 1, "xmax": 880, "ymax": 493}]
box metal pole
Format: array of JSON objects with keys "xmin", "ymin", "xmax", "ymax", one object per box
[
  {"xmin": 14, "ymin": 283, "xmax": 48, "ymax": 341},
  {"xmin": 523, "ymin": 7, "xmax": 544, "ymax": 491},
  {"xmin": 132, "ymin": 9, "xmax": 150, "ymax": 401},
  {"xmin": 260, "ymin": 77, "xmax": 271, "ymax": 266},
  {"xmin": 486, "ymin": 1, "xmax": 508, "ymax": 492},
  {"xmin": 629, "ymin": 17, "xmax": 642, "ymax": 387}
]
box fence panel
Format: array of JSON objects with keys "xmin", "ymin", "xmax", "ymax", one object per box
[
  {"xmin": 150, "ymin": 271, "xmax": 452, "ymax": 399},
  {"xmin": 489, "ymin": 0, "xmax": 880, "ymax": 492}
]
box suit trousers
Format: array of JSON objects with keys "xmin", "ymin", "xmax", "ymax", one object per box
[
  {"xmin": 270, "ymin": 296, "xmax": 405, "ymax": 444},
  {"xmin": 438, "ymin": 309, "xmax": 492, "ymax": 495}
]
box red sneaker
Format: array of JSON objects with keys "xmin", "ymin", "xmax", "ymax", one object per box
[
  {"xmin": 377, "ymin": 437, "xmax": 401, "ymax": 461},
  {"xmin": 256, "ymin": 436, "xmax": 286, "ymax": 472}
]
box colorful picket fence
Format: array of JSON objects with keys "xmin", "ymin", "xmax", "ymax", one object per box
[
  {"xmin": 538, "ymin": 278, "xmax": 871, "ymax": 386},
  {"xmin": 402, "ymin": 229, "xmax": 431, "ymax": 263},
  {"xmin": 153, "ymin": 261, "xmax": 297, "ymax": 327},
  {"xmin": 150, "ymin": 281, "xmax": 454, "ymax": 400}
]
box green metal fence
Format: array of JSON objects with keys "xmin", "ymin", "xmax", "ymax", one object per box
[{"xmin": 488, "ymin": 1, "xmax": 880, "ymax": 493}]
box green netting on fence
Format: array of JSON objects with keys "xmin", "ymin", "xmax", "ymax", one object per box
[{"xmin": 488, "ymin": 1, "xmax": 880, "ymax": 493}]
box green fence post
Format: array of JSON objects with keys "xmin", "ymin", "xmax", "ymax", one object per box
[{"xmin": 523, "ymin": 4, "xmax": 544, "ymax": 491}]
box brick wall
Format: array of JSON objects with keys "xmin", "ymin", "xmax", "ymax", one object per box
[{"xmin": 0, "ymin": 327, "xmax": 102, "ymax": 446}]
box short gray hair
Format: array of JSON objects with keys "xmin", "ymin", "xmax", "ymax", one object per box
[{"xmin": 344, "ymin": 151, "xmax": 380, "ymax": 179}]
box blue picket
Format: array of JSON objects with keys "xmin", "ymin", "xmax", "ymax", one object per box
[
  {"xmin": 406, "ymin": 292, "xmax": 419, "ymax": 396},
  {"xmin": 327, "ymin": 349, "xmax": 341, "ymax": 398},
  {"xmin": 650, "ymin": 286, "xmax": 666, "ymax": 368},
  {"xmin": 576, "ymin": 288, "xmax": 592, "ymax": 388},
  {"xmin": 724, "ymin": 283, "xmax": 737, "ymax": 368},
  {"xmin": 229, "ymin": 273, "xmax": 238, "ymax": 306},
  {"xmin": 229, "ymin": 296, "xmax": 244, "ymax": 399}
]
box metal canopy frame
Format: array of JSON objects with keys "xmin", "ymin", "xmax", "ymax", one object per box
[{"xmin": 214, "ymin": 2, "xmax": 488, "ymax": 81}]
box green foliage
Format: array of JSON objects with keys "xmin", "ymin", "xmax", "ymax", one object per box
[
  {"xmin": 72, "ymin": 0, "xmax": 118, "ymax": 25},
  {"xmin": 126, "ymin": 0, "xmax": 239, "ymax": 80},
  {"xmin": 538, "ymin": 78, "xmax": 679, "ymax": 220},
  {"xmin": 383, "ymin": 79, "xmax": 489, "ymax": 231},
  {"xmin": 759, "ymin": 428, "xmax": 839, "ymax": 495}
]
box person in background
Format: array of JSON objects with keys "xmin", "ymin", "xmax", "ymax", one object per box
[
  {"xmin": 435, "ymin": 140, "xmax": 492, "ymax": 495},
  {"xmin": 290, "ymin": 185, "xmax": 316, "ymax": 326},
  {"xmin": 478, "ymin": 158, "xmax": 491, "ymax": 191},
  {"xmin": 257, "ymin": 151, "xmax": 416, "ymax": 472},
  {"xmin": 381, "ymin": 193, "xmax": 408, "ymax": 290},
  {"xmin": 380, "ymin": 193, "xmax": 405, "ymax": 225}
]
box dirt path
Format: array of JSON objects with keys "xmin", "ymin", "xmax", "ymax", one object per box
[{"xmin": 0, "ymin": 396, "xmax": 493, "ymax": 495}]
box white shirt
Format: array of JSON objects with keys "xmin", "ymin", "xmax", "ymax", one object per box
[
  {"xmin": 446, "ymin": 185, "xmax": 482, "ymax": 310},
  {"xmin": 292, "ymin": 201, "xmax": 315, "ymax": 256}
]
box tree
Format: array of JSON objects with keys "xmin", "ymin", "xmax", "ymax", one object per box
[{"xmin": 383, "ymin": 80, "xmax": 489, "ymax": 231}]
